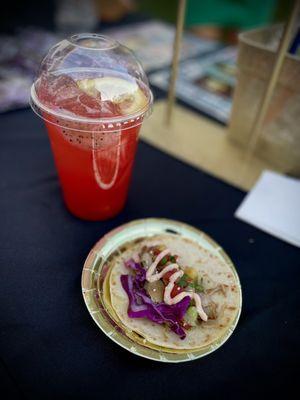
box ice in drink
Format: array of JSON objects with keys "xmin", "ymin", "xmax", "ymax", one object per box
[{"xmin": 30, "ymin": 34, "xmax": 152, "ymax": 220}]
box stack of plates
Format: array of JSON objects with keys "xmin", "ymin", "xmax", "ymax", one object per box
[{"xmin": 82, "ymin": 218, "xmax": 242, "ymax": 363}]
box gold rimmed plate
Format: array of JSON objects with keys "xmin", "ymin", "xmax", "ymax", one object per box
[{"xmin": 81, "ymin": 218, "xmax": 242, "ymax": 362}]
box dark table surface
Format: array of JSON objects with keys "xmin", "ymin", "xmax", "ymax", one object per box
[{"xmin": 1, "ymin": 101, "xmax": 300, "ymax": 399}]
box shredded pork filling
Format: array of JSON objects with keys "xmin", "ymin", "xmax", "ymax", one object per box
[{"xmin": 145, "ymin": 248, "xmax": 208, "ymax": 321}]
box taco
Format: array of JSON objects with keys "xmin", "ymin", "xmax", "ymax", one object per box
[{"xmin": 105, "ymin": 234, "xmax": 241, "ymax": 351}]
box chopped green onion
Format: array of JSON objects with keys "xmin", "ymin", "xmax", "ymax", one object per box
[
  {"xmin": 160, "ymin": 256, "xmax": 168, "ymax": 266},
  {"xmin": 187, "ymin": 278, "xmax": 204, "ymax": 293},
  {"xmin": 177, "ymin": 274, "xmax": 190, "ymax": 288},
  {"xmin": 194, "ymin": 283, "xmax": 204, "ymax": 293}
]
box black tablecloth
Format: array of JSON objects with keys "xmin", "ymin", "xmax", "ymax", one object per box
[{"xmin": 1, "ymin": 101, "xmax": 299, "ymax": 399}]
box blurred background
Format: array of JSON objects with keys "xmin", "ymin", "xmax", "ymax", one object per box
[
  {"xmin": 0, "ymin": 0, "xmax": 293, "ymax": 115},
  {"xmin": 0, "ymin": 0, "xmax": 292, "ymax": 33}
]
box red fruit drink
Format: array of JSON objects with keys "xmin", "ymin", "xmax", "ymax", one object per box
[
  {"xmin": 30, "ymin": 35, "xmax": 152, "ymax": 220},
  {"xmin": 44, "ymin": 113, "xmax": 140, "ymax": 221},
  {"xmin": 39, "ymin": 74, "xmax": 143, "ymax": 220}
]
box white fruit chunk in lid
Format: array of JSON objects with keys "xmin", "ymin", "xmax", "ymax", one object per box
[{"xmin": 77, "ymin": 77, "xmax": 148, "ymax": 116}]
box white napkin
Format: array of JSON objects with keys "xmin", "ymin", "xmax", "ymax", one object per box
[{"xmin": 235, "ymin": 170, "xmax": 300, "ymax": 247}]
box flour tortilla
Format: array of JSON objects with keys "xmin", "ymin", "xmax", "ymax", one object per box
[
  {"xmin": 102, "ymin": 263, "xmax": 192, "ymax": 354},
  {"xmin": 108, "ymin": 234, "xmax": 241, "ymax": 351}
]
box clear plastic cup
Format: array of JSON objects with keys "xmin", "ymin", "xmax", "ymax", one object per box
[{"xmin": 30, "ymin": 33, "xmax": 153, "ymax": 220}]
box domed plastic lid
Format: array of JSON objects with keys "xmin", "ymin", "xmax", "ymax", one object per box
[{"xmin": 30, "ymin": 33, "xmax": 153, "ymax": 132}]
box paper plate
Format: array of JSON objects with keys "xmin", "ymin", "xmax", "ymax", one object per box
[{"xmin": 81, "ymin": 218, "xmax": 242, "ymax": 362}]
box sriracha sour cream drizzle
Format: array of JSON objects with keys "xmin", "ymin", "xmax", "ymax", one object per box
[{"xmin": 146, "ymin": 249, "xmax": 208, "ymax": 321}]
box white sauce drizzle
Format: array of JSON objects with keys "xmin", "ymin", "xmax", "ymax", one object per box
[{"xmin": 146, "ymin": 249, "xmax": 208, "ymax": 321}]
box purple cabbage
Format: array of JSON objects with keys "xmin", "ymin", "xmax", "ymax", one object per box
[
  {"xmin": 121, "ymin": 259, "xmax": 191, "ymax": 339},
  {"xmin": 124, "ymin": 259, "xmax": 146, "ymax": 287}
]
